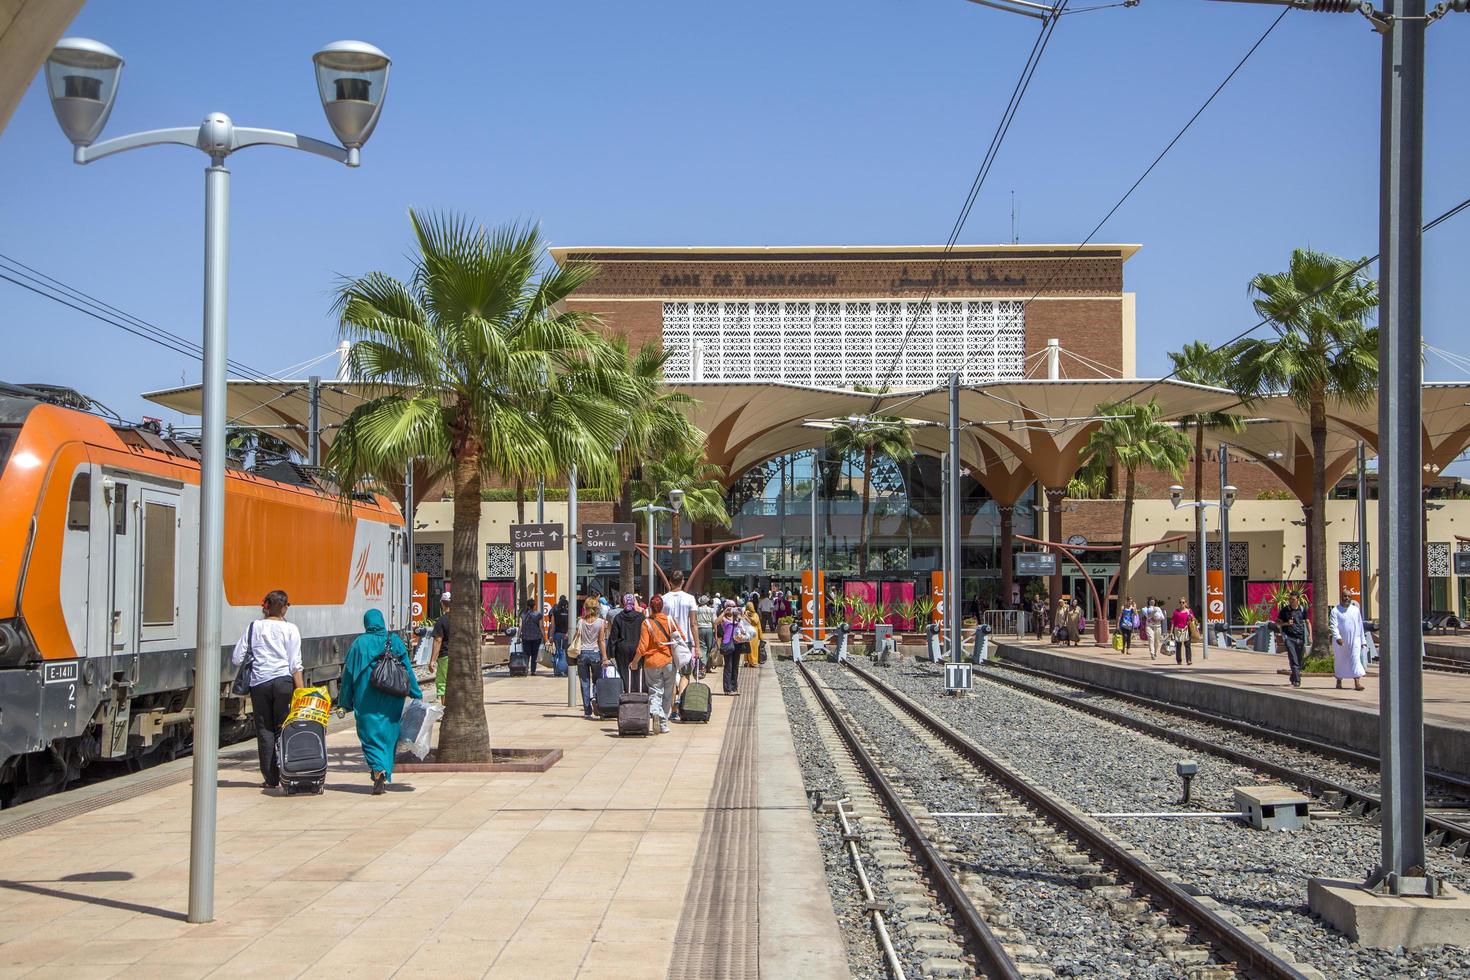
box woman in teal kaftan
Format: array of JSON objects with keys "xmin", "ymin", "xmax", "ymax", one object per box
[{"xmin": 338, "ymin": 608, "xmax": 421, "ymax": 793}]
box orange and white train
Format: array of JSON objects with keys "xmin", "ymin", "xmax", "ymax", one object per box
[{"xmin": 0, "ymin": 385, "xmax": 409, "ymax": 805}]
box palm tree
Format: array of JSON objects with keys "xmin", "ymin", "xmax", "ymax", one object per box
[
  {"xmin": 598, "ymin": 337, "xmax": 698, "ymax": 597},
  {"xmin": 1078, "ymin": 399, "xmax": 1191, "ymax": 603},
  {"xmin": 1168, "ymin": 341, "xmax": 1244, "ymax": 546},
  {"xmin": 824, "ymin": 416, "xmax": 914, "ymax": 576},
  {"xmin": 1232, "ymin": 248, "xmax": 1378, "ymax": 658},
  {"xmin": 632, "ymin": 445, "xmax": 731, "ymax": 579},
  {"xmin": 326, "ymin": 212, "xmax": 622, "ymax": 763}
]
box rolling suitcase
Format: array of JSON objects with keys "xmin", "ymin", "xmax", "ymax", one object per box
[
  {"xmin": 508, "ymin": 652, "xmax": 529, "ymax": 676},
  {"xmin": 679, "ymin": 680, "xmax": 712, "ymax": 723},
  {"xmin": 276, "ymin": 719, "xmax": 327, "ymax": 795},
  {"xmin": 617, "ymin": 691, "xmax": 651, "ymax": 736},
  {"xmin": 595, "ymin": 675, "xmax": 622, "ymax": 718}
]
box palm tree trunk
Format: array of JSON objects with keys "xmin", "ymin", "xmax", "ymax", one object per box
[
  {"xmin": 1193, "ymin": 422, "xmax": 1206, "ymax": 550},
  {"xmin": 998, "ymin": 504, "xmax": 1015, "ymax": 610},
  {"xmin": 618, "ymin": 467, "xmax": 637, "ymax": 599},
  {"xmin": 1119, "ymin": 468, "xmax": 1136, "ymax": 609},
  {"xmin": 1308, "ymin": 396, "xmax": 1330, "ymax": 659},
  {"xmin": 440, "ymin": 437, "xmax": 491, "ymax": 763},
  {"xmin": 859, "ymin": 446, "xmax": 873, "ymax": 576},
  {"xmin": 515, "ymin": 478, "xmax": 527, "ymax": 605}
]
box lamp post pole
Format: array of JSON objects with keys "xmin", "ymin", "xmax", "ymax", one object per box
[
  {"xmin": 44, "ymin": 37, "xmax": 391, "ymax": 925},
  {"xmin": 1219, "ymin": 443, "xmax": 1231, "ymax": 637},
  {"xmin": 812, "ymin": 448, "xmax": 822, "ymax": 639},
  {"xmin": 1376, "ymin": 0, "xmax": 1429, "ymax": 896},
  {"xmin": 947, "ymin": 374, "xmax": 962, "ymax": 661},
  {"xmin": 1170, "ymin": 485, "xmax": 1234, "ymax": 659}
]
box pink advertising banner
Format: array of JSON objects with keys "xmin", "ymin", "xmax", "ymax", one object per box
[{"xmin": 1245, "ymin": 581, "xmax": 1313, "ymax": 620}]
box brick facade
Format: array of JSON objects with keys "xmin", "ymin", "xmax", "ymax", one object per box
[{"xmin": 555, "ymin": 246, "xmax": 1132, "ymax": 378}]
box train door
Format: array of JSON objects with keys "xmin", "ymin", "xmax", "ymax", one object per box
[
  {"xmin": 136, "ymin": 488, "xmax": 180, "ymax": 647},
  {"xmin": 106, "ymin": 478, "xmax": 137, "ymax": 676},
  {"xmin": 389, "ymin": 529, "xmax": 408, "ymax": 630}
]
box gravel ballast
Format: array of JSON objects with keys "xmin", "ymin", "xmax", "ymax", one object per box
[
  {"xmin": 807, "ymin": 661, "xmax": 1221, "ymax": 978},
  {"xmin": 853, "ymin": 658, "xmax": 1470, "ymax": 979}
]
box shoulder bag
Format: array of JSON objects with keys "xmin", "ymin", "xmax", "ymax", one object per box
[
  {"xmin": 231, "ymin": 622, "xmax": 256, "ymax": 695},
  {"xmin": 650, "ymin": 617, "xmax": 691, "ymax": 669},
  {"xmin": 370, "ymin": 636, "xmax": 414, "ymax": 698}
]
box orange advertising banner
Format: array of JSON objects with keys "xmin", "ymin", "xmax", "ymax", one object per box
[
  {"xmin": 801, "ymin": 569, "xmax": 825, "ymax": 639},
  {"xmin": 541, "ymin": 572, "xmax": 558, "ymax": 634},
  {"xmin": 1206, "ymin": 569, "xmax": 1225, "ymax": 623},
  {"xmin": 411, "ymin": 572, "xmax": 429, "ymax": 623},
  {"xmin": 1339, "ymin": 569, "xmax": 1362, "ymax": 605},
  {"xmin": 931, "ymin": 570, "xmax": 945, "ymax": 640}
]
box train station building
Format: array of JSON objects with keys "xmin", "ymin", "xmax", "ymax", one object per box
[{"xmin": 146, "ymin": 243, "xmax": 1470, "ymax": 625}]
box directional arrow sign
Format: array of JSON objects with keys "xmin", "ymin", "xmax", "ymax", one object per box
[
  {"xmin": 510, "ymin": 523, "xmax": 565, "ymax": 552},
  {"xmin": 582, "ymin": 522, "xmax": 637, "ymax": 552}
]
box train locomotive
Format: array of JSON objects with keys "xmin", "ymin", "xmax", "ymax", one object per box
[{"xmin": 0, "ymin": 384, "xmax": 409, "ymax": 805}]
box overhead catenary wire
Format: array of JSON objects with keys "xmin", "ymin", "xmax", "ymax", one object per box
[
  {"xmin": 880, "ymin": 4, "xmax": 1293, "ymax": 420},
  {"xmin": 0, "ymin": 252, "xmax": 352, "ymax": 425},
  {"xmin": 872, "ymin": 0, "xmax": 1072, "ymax": 395}
]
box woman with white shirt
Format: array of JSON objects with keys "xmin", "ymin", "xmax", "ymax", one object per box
[{"xmin": 230, "ymin": 590, "xmax": 303, "ymax": 789}]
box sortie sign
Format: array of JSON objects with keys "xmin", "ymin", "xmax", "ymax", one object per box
[
  {"xmin": 582, "ymin": 522, "xmax": 637, "ymax": 552},
  {"xmin": 510, "ymin": 523, "xmax": 565, "ymax": 552}
]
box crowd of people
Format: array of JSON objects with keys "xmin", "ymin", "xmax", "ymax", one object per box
[{"xmin": 230, "ymin": 572, "xmax": 1374, "ymax": 796}]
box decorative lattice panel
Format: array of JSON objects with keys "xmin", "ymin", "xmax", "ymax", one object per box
[
  {"xmin": 414, "ymin": 542, "xmax": 444, "ymax": 577},
  {"xmin": 1428, "ymin": 542, "xmax": 1451, "ymax": 578},
  {"xmin": 662, "ymin": 299, "xmax": 1025, "ymax": 387},
  {"xmin": 485, "ymin": 544, "xmax": 515, "ymax": 578},
  {"xmin": 1187, "ymin": 541, "xmax": 1250, "ymax": 576},
  {"xmin": 1339, "ymin": 542, "xmax": 1361, "ymax": 571}
]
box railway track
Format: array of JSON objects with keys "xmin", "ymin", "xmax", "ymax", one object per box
[
  {"xmin": 974, "ymin": 658, "xmax": 1470, "ymax": 861},
  {"xmin": 797, "ymin": 659, "xmax": 1321, "ymax": 979},
  {"xmin": 794, "ymin": 661, "xmax": 1025, "ymax": 978}
]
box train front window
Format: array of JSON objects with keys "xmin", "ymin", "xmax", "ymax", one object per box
[
  {"xmin": 0, "ymin": 427, "xmax": 15, "ymax": 475},
  {"xmin": 67, "ymin": 473, "xmax": 91, "ymax": 530}
]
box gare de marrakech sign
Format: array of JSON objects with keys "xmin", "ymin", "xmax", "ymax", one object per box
[
  {"xmin": 563, "ymin": 250, "xmax": 1127, "ymax": 299},
  {"xmin": 655, "ymin": 264, "xmax": 1029, "ymax": 292}
]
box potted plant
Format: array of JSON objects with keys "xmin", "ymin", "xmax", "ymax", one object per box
[
  {"xmin": 777, "ymin": 614, "xmax": 794, "ymax": 642},
  {"xmin": 1237, "ymin": 603, "xmax": 1273, "ymax": 652}
]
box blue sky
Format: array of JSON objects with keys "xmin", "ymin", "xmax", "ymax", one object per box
[{"xmin": 2, "ymin": 0, "xmax": 1468, "ymax": 468}]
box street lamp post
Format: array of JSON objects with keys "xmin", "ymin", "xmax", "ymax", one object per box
[
  {"xmin": 1169, "ymin": 484, "xmax": 1237, "ymax": 657},
  {"xmin": 44, "ymin": 37, "xmax": 391, "ymax": 925},
  {"xmin": 633, "ymin": 490, "xmax": 684, "ymax": 604}
]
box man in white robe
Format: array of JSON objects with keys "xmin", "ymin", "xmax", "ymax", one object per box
[{"xmin": 1330, "ymin": 592, "xmax": 1367, "ymax": 691}]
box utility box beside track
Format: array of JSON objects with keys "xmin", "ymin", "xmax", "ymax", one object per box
[{"xmin": 1234, "ymin": 784, "xmax": 1310, "ymax": 831}]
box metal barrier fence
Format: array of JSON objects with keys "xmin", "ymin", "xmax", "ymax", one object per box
[{"xmin": 982, "ymin": 609, "xmax": 1036, "ymax": 637}]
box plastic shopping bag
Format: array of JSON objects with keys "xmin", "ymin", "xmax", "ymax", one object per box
[
  {"xmin": 397, "ymin": 698, "xmax": 443, "ymax": 760},
  {"xmin": 284, "ymin": 686, "xmax": 332, "ymax": 726},
  {"xmin": 413, "ymin": 633, "xmax": 433, "ymax": 667}
]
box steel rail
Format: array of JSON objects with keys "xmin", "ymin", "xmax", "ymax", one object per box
[
  {"xmin": 841, "ymin": 658, "xmax": 1313, "ymax": 980},
  {"xmin": 989, "ymin": 658, "xmax": 1470, "ymax": 797},
  {"xmin": 795, "ymin": 662, "xmax": 1024, "ymax": 980},
  {"xmin": 974, "ymin": 662, "xmax": 1470, "ymax": 856}
]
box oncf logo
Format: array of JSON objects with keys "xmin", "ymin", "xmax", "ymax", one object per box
[{"xmin": 352, "ymin": 543, "xmax": 385, "ymax": 598}]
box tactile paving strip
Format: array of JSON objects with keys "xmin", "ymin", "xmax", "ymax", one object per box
[{"xmin": 668, "ymin": 669, "xmax": 762, "ymax": 979}]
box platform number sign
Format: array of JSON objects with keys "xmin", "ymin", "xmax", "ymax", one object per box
[{"xmin": 944, "ymin": 662, "xmax": 973, "ymax": 693}]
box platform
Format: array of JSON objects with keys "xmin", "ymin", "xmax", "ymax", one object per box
[
  {"xmin": 0, "ymin": 664, "xmax": 846, "ymax": 979},
  {"xmin": 992, "ymin": 637, "xmax": 1470, "ymax": 778}
]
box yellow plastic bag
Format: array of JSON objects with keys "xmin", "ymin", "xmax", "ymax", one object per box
[
  {"xmin": 285, "ymin": 686, "xmax": 332, "ymax": 726},
  {"xmin": 1112, "ymin": 633, "xmax": 1124, "ymax": 652}
]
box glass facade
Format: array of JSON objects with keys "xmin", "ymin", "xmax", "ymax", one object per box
[{"xmin": 717, "ymin": 449, "xmax": 1037, "ymax": 605}]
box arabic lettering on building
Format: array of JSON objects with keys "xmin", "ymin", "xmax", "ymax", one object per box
[{"xmin": 653, "ymin": 265, "xmax": 1030, "ymax": 292}]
